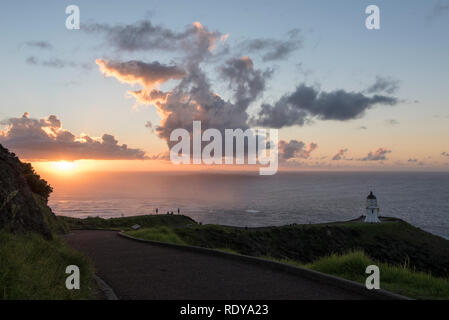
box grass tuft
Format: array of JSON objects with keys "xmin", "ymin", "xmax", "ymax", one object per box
[
  {"xmin": 305, "ymin": 250, "xmax": 449, "ymax": 300},
  {"xmin": 0, "ymin": 231, "xmax": 95, "ymax": 299},
  {"xmin": 127, "ymin": 226, "xmax": 187, "ymax": 245}
]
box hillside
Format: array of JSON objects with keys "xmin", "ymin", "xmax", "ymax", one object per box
[{"xmin": 0, "ymin": 144, "xmax": 66, "ymax": 239}]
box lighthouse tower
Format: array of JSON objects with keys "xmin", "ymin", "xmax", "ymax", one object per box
[{"xmin": 365, "ymin": 191, "xmax": 381, "ymax": 223}]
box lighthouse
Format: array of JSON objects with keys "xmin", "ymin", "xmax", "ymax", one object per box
[{"xmin": 365, "ymin": 191, "xmax": 381, "ymax": 223}]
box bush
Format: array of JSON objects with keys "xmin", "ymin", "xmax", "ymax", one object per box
[{"xmin": 20, "ymin": 162, "xmax": 53, "ymax": 201}]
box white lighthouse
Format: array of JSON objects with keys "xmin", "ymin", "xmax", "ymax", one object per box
[{"xmin": 364, "ymin": 191, "xmax": 381, "ymax": 223}]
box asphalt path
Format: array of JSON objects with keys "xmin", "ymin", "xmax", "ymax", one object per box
[{"xmin": 66, "ymin": 230, "xmax": 373, "ymax": 300}]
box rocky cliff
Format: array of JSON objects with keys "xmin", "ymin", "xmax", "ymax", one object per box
[{"xmin": 0, "ymin": 144, "xmax": 62, "ymax": 239}]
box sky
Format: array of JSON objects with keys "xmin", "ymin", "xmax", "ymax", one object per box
[{"xmin": 1, "ymin": 0, "xmax": 449, "ymax": 173}]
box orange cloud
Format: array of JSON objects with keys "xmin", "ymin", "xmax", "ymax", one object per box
[{"xmin": 96, "ymin": 59, "xmax": 185, "ymax": 89}]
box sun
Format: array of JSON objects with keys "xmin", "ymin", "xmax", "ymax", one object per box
[{"xmin": 52, "ymin": 161, "xmax": 78, "ymax": 172}]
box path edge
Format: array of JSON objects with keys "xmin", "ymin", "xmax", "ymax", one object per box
[{"xmin": 93, "ymin": 274, "xmax": 119, "ymax": 300}]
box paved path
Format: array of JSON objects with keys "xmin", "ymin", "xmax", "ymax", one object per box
[{"xmin": 66, "ymin": 230, "xmax": 371, "ymax": 300}]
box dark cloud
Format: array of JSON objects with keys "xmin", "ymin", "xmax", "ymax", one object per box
[
  {"xmin": 26, "ymin": 56, "xmax": 92, "ymax": 70},
  {"xmin": 278, "ymin": 140, "xmax": 317, "ymax": 160},
  {"xmin": 252, "ymin": 84, "xmax": 398, "ymax": 128},
  {"xmin": 145, "ymin": 121, "xmax": 154, "ymax": 133},
  {"xmin": 408, "ymin": 158, "xmax": 418, "ymax": 162},
  {"xmin": 428, "ymin": 0, "xmax": 449, "ymax": 20},
  {"xmin": 84, "ymin": 19, "xmax": 303, "ymax": 63},
  {"xmin": 219, "ymin": 56, "xmax": 273, "ymax": 110},
  {"xmin": 154, "ymin": 64, "xmax": 251, "ymax": 147},
  {"xmin": 41, "ymin": 58, "xmax": 77, "ymax": 69},
  {"xmin": 148, "ymin": 151, "xmax": 171, "ymax": 160},
  {"xmin": 84, "ymin": 20, "xmax": 228, "ymax": 63},
  {"xmin": 25, "ymin": 41, "xmax": 53, "ymax": 50},
  {"xmin": 360, "ymin": 148, "xmax": 391, "ymax": 161},
  {"xmin": 332, "ymin": 148, "xmax": 348, "ymax": 160},
  {"xmin": 441, "ymin": 152, "xmax": 449, "ymax": 158},
  {"xmin": 26, "ymin": 56, "xmax": 38, "ymax": 65},
  {"xmin": 239, "ymin": 29, "xmax": 302, "ymax": 61},
  {"xmin": 0, "ymin": 113, "xmax": 147, "ymax": 161},
  {"xmin": 365, "ymin": 76, "xmax": 399, "ymax": 94}
]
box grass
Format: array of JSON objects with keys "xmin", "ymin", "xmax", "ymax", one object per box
[
  {"xmin": 305, "ymin": 251, "xmax": 449, "ymax": 300},
  {"xmin": 33, "ymin": 194, "xmax": 69, "ymax": 235},
  {"xmin": 127, "ymin": 226, "xmax": 187, "ymax": 245},
  {"xmin": 0, "ymin": 231, "xmax": 95, "ymax": 299}
]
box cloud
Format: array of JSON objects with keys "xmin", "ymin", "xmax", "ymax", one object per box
[
  {"xmin": 89, "ymin": 19, "xmax": 402, "ymax": 154},
  {"xmin": 360, "ymin": 148, "xmax": 392, "ymax": 161},
  {"xmin": 408, "ymin": 158, "xmax": 418, "ymax": 162},
  {"xmin": 385, "ymin": 119, "xmax": 399, "ymax": 126},
  {"xmin": 25, "ymin": 41, "xmax": 53, "ymax": 50},
  {"xmin": 365, "ymin": 76, "xmax": 399, "ymax": 94},
  {"xmin": 252, "ymin": 84, "xmax": 399, "ymax": 128},
  {"xmin": 278, "ymin": 140, "xmax": 317, "ymax": 160},
  {"xmin": 239, "ymin": 29, "xmax": 302, "ymax": 61},
  {"xmin": 145, "ymin": 121, "xmax": 155, "ymax": 133},
  {"xmin": 26, "ymin": 56, "xmax": 92, "ymax": 70},
  {"xmin": 356, "ymin": 126, "xmax": 368, "ymax": 130},
  {"xmin": 85, "ymin": 20, "xmax": 228, "ymax": 62},
  {"xmin": 219, "ymin": 56, "xmax": 273, "ymax": 110},
  {"xmin": 441, "ymin": 152, "xmax": 449, "ymax": 158},
  {"xmin": 0, "ymin": 113, "xmax": 147, "ymax": 161},
  {"xmin": 96, "ymin": 57, "xmax": 264, "ymax": 148},
  {"xmin": 428, "ymin": 1, "xmax": 449, "ymax": 20},
  {"xmin": 96, "ymin": 59, "xmax": 186, "ymax": 92},
  {"xmin": 148, "ymin": 151, "xmax": 171, "ymax": 160},
  {"xmin": 332, "ymin": 148, "xmax": 348, "ymax": 160}
]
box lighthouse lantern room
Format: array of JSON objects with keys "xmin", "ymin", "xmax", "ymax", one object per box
[{"xmin": 365, "ymin": 191, "xmax": 381, "ymax": 223}]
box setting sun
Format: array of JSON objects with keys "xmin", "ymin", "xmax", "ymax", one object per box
[{"xmin": 52, "ymin": 161, "xmax": 78, "ymax": 172}]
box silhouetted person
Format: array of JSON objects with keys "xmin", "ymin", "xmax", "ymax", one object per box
[
  {"xmin": 170, "ymin": 211, "xmax": 174, "ymax": 215},
  {"xmin": 177, "ymin": 208, "xmax": 180, "ymax": 214},
  {"xmin": 155, "ymin": 208, "xmax": 159, "ymax": 214},
  {"xmin": 166, "ymin": 211, "xmax": 169, "ymax": 215}
]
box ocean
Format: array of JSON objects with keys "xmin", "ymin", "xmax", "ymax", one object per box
[{"xmin": 48, "ymin": 171, "xmax": 449, "ymax": 239}]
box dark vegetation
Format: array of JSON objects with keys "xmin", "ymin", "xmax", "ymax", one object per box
[
  {"xmin": 60, "ymin": 214, "xmax": 196, "ymax": 230},
  {"xmin": 20, "ymin": 162, "xmax": 53, "ymax": 201}
]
